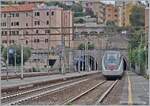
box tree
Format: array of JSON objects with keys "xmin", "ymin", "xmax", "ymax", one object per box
[
  {"xmin": 74, "ymin": 18, "xmax": 86, "ymax": 23},
  {"xmin": 106, "ymin": 20, "xmax": 117, "ymax": 26},
  {"xmin": 78, "ymin": 43, "xmax": 95, "ymax": 50},
  {"xmin": 128, "ymin": 28, "xmax": 147, "ymax": 74},
  {"xmin": 85, "ymin": 8, "xmax": 95, "ymax": 17},
  {"xmin": 2, "ymin": 45, "xmax": 31, "ymax": 65},
  {"xmin": 71, "ymin": 3, "xmax": 83, "ymax": 12},
  {"xmin": 129, "ymin": 5, "xmax": 145, "ymax": 26}
]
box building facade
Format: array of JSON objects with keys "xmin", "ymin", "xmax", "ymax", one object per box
[
  {"xmin": 145, "ymin": 7, "xmax": 149, "ymax": 33},
  {"xmin": 115, "ymin": 1, "xmax": 137, "ymax": 26},
  {"xmin": 1, "ymin": 3, "xmax": 73, "ymax": 68},
  {"xmin": 105, "ymin": 4, "xmax": 118, "ymax": 24},
  {"xmin": 81, "ymin": 1, "xmax": 105, "ymax": 24},
  {"xmin": 1, "ymin": 3, "xmax": 73, "ymax": 50}
]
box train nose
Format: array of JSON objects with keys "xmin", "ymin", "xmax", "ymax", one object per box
[{"xmin": 107, "ymin": 64, "xmax": 118, "ymax": 70}]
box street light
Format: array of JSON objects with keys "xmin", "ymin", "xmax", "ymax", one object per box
[{"xmin": 20, "ymin": 30, "xmax": 24, "ymax": 80}]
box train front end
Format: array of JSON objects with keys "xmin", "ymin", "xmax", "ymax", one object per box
[{"xmin": 102, "ymin": 51, "xmax": 124, "ymax": 78}]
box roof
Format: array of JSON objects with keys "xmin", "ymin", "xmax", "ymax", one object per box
[{"xmin": 1, "ymin": 4, "xmax": 35, "ymax": 13}]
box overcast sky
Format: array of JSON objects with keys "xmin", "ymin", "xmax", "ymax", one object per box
[{"xmin": 101, "ymin": 0, "xmax": 147, "ymax": 4}]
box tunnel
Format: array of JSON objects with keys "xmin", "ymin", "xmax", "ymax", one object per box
[
  {"xmin": 75, "ymin": 55, "xmax": 98, "ymax": 71},
  {"xmin": 123, "ymin": 57, "xmax": 128, "ymax": 71}
]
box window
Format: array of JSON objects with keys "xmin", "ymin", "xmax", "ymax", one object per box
[
  {"xmin": 25, "ymin": 31, "xmax": 28, "ymax": 35},
  {"xmin": 108, "ymin": 14, "xmax": 111, "ymax": 17},
  {"xmin": 34, "ymin": 21, "xmax": 40, "ymax": 26},
  {"xmin": 35, "ymin": 12, "xmax": 40, "ymax": 16},
  {"xmin": 1, "ymin": 31, "xmax": 4, "ymax": 35},
  {"xmin": 9, "ymin": 31, "xmax": 11, "ymax": 35},
  {"xmin": 45, "ymin": 30, "xmax": 50, "ymax": 34},
  {"xmin": 47, "ymin": 12, "xmax": 49, "ymax": 16},
  {"xmin": 1, "ymin": 22, "xmax": 6, "ymax": 26},
  {"xmin": 26, "ymin": 40, "xmax": 28, "ymax": 44},
  {"xmin": 2, "ymin": 31, "xmax": 7, "ymax": 35},
  {"xmin": 16, "ymin": 13, "xmax": 19, "ymax": 17},
  {"xmin": 11, "ymin": 40, "xmax": 14, "ymax": 44},
  {"xmin": 36, "ymin": 30, "xmax": 39, "ymax": 34},
  {"xmin": 46, "ymin": 20, "xmax": 49, "ymax": 25},
  {"xmin": 16, "ymin": 22, "xmax": 19, "ymax": 26},
  {"xmin": 11, "ymin": 13, "xmax": 15, "ymax": 17},
  {"xmin": 45, "ymin": 39, "xmax": 48, "ymax": 43},
  {"xmin": 16, "ymin": 31, "xmax": 19, "ymax": 35},
  {"xmin": 26, "ymin": 23, "xmax": 28, "ymax": 26},
  {"xmin": 12, "ymin": 31, "xmax": 15, "ymax": 35},
  {"xmin": 2, "ymin": 40, "xmax": 7, "ymax": 43},
  {"xmin": 3, "ymin": 13, "xmax": 6, "ymax": 18},
  {"xmin": 51, "ymin": 11, "xmax": 54, "ymax": 15},
  {"xmin": 11, "ymin": 22, "xmax": 14, "ymax": 26},
  {"xmin": 34, "ymin": 39, "xmax": 40, "ymax": 43},
  {"xmin": 26, "ymin": 12, "xmax": 28, "ymax": 16},
  {"xmin": 37, "ymin": 39, "xmax": 39, "ymax": 43}
]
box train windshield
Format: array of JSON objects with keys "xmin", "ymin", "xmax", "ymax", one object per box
[{"xmin": 104, "ymin": 52, "xmax": 120, "ymax": 66}]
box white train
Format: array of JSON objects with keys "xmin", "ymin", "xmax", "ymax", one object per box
[{"xmin": 102, "ymin": 51, "xmax": 125, "ymax": 78}]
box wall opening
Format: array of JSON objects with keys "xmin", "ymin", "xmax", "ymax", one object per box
[{"xmin": 74, "ymin": 55, "xmax": 97, "ymax": 71}]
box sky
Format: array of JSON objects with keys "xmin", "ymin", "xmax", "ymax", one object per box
[{"xmin": 101, "ymin": 0, "xmax": 147, "ymax": 5}]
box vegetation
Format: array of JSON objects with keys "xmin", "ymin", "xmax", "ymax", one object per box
[
  {"xmin": 74, "ymin": 18, "xmax": 86, "ymax": 23},
  {"xmin": 2, "ymin": 45, "xmax": 31, "ymax": 66},
  {"xmin": 85, "ymin": 9, "xmax": 96, "ymax": 18},
  {"xmin": 106, "ymin": 20, "xmax": 117, "ymax": 27},
  {"xmin": 129, "ymin": 5, "xmax": 145, "ymax": 26},
  {"xmin": 78, "ymin": 43, "xmax": 95, "ymax": 50},
  {"xmin": 47, "ymin": 1, "xmax": 84, "ymax": 17},
  {"xmin": 128, "ymin": 28, "xmax": 147, "ymax": 74}
]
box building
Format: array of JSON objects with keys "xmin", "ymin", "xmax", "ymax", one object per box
[
  {"xmin": 1, "ymin": 3, "xmax": 73, "ymax": 68},
  {"xmin": 1, "ymin": 3, "xmax": 73, "ymax": 50},
  {"xmin": 115, "ymin": 1, "xmax": 138, "ymax": 26},
  {"xmin": 145, "ymin": 7, "xmax": 149, "ymax": 33},
  {"xmin": 81, "ymin": 1, "xmax": 105, "ymax": 24},
  {"xmin": 105, "ymin": 4, "xmax": 118, "ymax": 25}
]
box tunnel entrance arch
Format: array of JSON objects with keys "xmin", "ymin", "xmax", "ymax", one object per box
[
  {"xmin": 74, "ymin": 55, "xmax": 98, "ymax": 71},
  {"xmin": 122, "ymin": 56, "xmax": 129, "ymax": 71}
]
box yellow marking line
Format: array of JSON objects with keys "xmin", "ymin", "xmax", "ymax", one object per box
[{"xmin": 127, "ymin": 71, "xmax": 133, "ymax": 105}]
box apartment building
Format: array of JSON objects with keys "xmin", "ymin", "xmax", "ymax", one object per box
[
  {"xmin": 81, "ymin": 1, "xmax": 105, "ymax": 24},
  {"xmin": 115, "ymin": 1, "xmax": 137, "ymax": 26},
  {"xmin": 1, "ymin": 3, "xmax": 73, "ymax": 68},
  {"xmin": 1, "ymin": 3, "xmax": 73, "ymax": 51},
  {"xmin": 105, "ymin": 4, "xmax": 118, "ymax": 24},
  {"xmin": 145, "ymin": 7, "xmax": 149, "ymax": 33}
]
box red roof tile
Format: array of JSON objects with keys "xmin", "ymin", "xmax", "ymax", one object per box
[{"xmin": 1, "ymin": 4, "xmax": 35, "ymax": 12}]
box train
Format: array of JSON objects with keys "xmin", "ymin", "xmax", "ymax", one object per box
[{"xmin": 102, "ymin": 51, "xmax": 125, "ymax": 79}]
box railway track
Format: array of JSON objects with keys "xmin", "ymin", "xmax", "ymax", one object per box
[
  {"xmin": 63, "ymin": 80, "xmax": 119, "ymax": 105},
  {"xmin": 95, "ymin": 80, "xmax": 118, "ymax": 104},
  {"xmin": 1, "ymin": 77, "xmax": 91, "ymax": 105}
]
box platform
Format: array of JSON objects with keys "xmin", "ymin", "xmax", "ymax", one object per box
[
  {"xmin": 1, "ymin": 71, "xmax": 99, "ymax": 89},
  {"xmin": 120, "ymin": 71, "xmax": 149, "ymax": 105}
]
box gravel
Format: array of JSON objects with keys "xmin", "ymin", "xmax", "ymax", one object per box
[
  {"xmin": 101, "ymin": 74, "xmax": 126, "ymax": 105},
  {"xmin": 72, "ymin": 81, "xmax": 114, "ymax": 105},
  {"xmin": 16, "ymin": 75, "xmax": 104, "ymax": 105}
]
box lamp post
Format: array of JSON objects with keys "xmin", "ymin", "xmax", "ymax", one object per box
[{"xmin": 20, "ymin": 30, "xmax": 24, "ymax": 80}]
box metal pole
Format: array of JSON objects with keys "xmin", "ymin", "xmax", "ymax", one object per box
[
  {"xmin": 6, "ymin": 13, "xmax": 11, "ymax": 81},
  {"xmin": 84, "ymin": 39, "xmax": 87, "ymax": 71},
  {"xmin": 21, "ymin": 30, "xmax": 24, "ymax": 79},
  {"xmin": 148, "ymin": 3, "xmax": 150, "ymax": 75},
  {"xmin": 61, "ymin": 35, "xmax": 65, "ymax": 74},
  {"xmin": 15, "ymin": 48, "xmax": 16, "ymax": 74}
]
